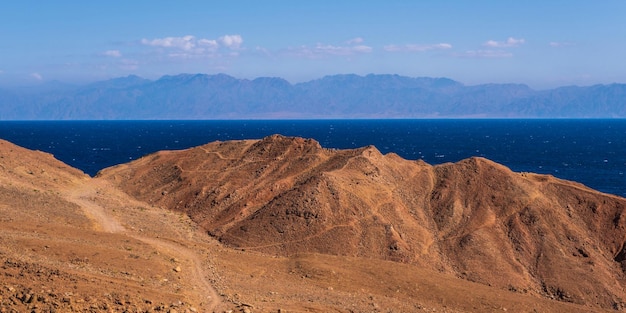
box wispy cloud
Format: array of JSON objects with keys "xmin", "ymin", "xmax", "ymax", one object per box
[
  {"xmin": 119, "ymin": 59, "xmax": 139, "ymax": 71},
  {"xmin": 451, "ymin": 37, "xmax": 524, "ymax": 58},
  {"xmin": 315, "ymin": 43, "xmax": 373, "ymax": 55},
  {"xmin": 140, "ymin": 34, "xmax": 243, "ymax": 58},
  {"xmin": 483, "ymin": 37, "xmax": 525, "ymax": 48},
  {"xmin": 346, "ymin": 37, "xmax": 364, "ymax": 45},
  {"xmin": 31, "ymin": 73, "xmax": 43, "ymax": 80},
  {"xmin": 290, "ymin": 44, "xmax": 373, "ymax": 57},
  {"xmin": 384, "ymin": 43, "xmax": 452, "ymax": 52},
  {"xmin": 102, "ymin": 50, "xmax": 122, "ymax": 58},
  {"xmin": 549, "ymin": 41, "xmax": 574, "ymax": 48},
  {"xmin": 285, "ymin": 38, "xmax": 373, "ymax": 58},
  {"xmin": 456, "ymin": 50, "xmax": 513, "ymax": 58},
  {"xmin": 254, "ymin": 46, "xmax": 272, "ymax": 57}
]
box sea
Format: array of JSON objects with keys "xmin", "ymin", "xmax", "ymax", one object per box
[{"xmin": 0, "ymin": 119, "xmax": 624, "ymax": 198}]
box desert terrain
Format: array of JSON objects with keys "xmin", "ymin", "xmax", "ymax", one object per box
[{"xmin": 1, "ymin": 135, "xmax": 625, "ymax": 312}]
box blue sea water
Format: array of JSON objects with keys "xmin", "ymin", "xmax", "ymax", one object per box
[{"xmin": 0, "ymin": 119, "xmax": 624, "ymax": 198}]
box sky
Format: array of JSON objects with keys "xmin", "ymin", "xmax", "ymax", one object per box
[{"xmin": 1, "ymin": 1, "xmax": 625, "ymax": 89}]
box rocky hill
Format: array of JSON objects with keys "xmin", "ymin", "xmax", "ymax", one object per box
[
  {"xmin": 100, "ymin": 134, "xmax": 626, "ymax": 310},
  {"xmin": 2, "ymin": 136, "xmax": 625, "ymax": 312}
]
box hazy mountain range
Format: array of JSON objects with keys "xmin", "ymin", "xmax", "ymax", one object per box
[{"xmin": 1, "ymin": 73, "xmax": 626, "ymax": 119}]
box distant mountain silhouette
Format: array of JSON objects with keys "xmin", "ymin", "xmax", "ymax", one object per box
[{"xmin": 1, "ymin": 73, "xmax": 625, "ymax": 119}]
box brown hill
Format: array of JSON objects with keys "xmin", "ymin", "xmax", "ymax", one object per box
[
  {"xmin": 100, "ymin": 134, "xmax": 626, "ymax": 310},
  {"xmin": 1, "ymin": 136, "xmax": 623, "ymax": 312}
]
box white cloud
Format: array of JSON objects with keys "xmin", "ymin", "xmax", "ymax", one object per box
[
  {"xmin": 483, "ymin": 37, "xmax": 525, "ymax": 48},
  {"xmin": 549, "ymin": 41, "xmax": 574, "ymax": 48},
  {"xmin": 218, "ymin": 35, "xmax": 243, "ymax": 49},
  {"xmin": 140, "ymin": 34, "xmax": 243, "ymax": 59},
  {"xmin": 346, "ymin": 37, "xmax": 364, "ymax": 45},
  {"xmin": 351, "ymin": 45, "xmax": 373, "ymax": 53},
  {"xmin": 103, "ymin": 50, "xmax": 122, "ymax": 57},
  {"xmin": 316, "ymin": 43, "xmax": 373, "ymax": 55},
  {"xmin": 384, "ymin": 43, "xmax": 452, "ymax": 52},
  {"xmin": 31, "ymin": 73, "xmax": 43, "ymax": 80},
  {"xmin": 285, "ymin": 37, "xmax": 373, "ymax": 58},
  {"xmin": 457, "ymin": 49, "xmax": 513, "ymax": 58},
  {"xmin": 288, "ymin": 42, "xmax": 373, "ymax": 58},
  {"xmin": 198, "ymin": 39, "xmax": 219, "ymax": 49},
  {"xmin": 141, "ymin": 35, "xmax": 196, "ymax": 50}
]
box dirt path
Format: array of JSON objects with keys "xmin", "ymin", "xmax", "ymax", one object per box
[
  {"xmin": 65, "ymin": 183, "xmax": 125, "ymax": 233},
  {"xmin": 63, "ymin": 179, "xmax": 222, "ymax": 311},
  {"xmin": 137, "ymin": 236, "xmax": 221, "ymax": 309}
]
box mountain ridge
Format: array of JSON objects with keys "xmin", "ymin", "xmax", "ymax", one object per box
[{"xmin": 2, "ymin": 73, "xmax": 626, "ymax": 119}]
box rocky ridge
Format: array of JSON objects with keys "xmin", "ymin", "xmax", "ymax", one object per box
[
  {"xmin": 100, "ymin": 134, "xmax": 626, "ymax": 310},
  {"xmin": 1, "ymin": 136, "xmax": 625, "ymax": 312}
]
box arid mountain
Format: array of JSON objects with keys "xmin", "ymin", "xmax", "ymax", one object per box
[
  {"xmin": 2, "ymin": 73, "xmax": 626, "ymax": 119},
  {"xmin": 1, "ymin": 136, "xmax": 625, "ymax": 312},
  {"xmin": 100, "ymin": 134, "xmax": 626, "ymax": 310}
]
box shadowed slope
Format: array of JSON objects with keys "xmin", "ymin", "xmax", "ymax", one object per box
[{"xmin": 100, "ymin": 134, "xmax": 626, "ymax": 310}]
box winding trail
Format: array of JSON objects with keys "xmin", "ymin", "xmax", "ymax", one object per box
[
  {"xmin": 138, "ymin": 236, "xmax": 220, "ymax": 310},
  {"xmin": 65, "ymin": 183, "xmax": 124, "ymax": 233},
  {"xmin": 63, "ymin": 179, "xmax": 222, "ymax": 311}
]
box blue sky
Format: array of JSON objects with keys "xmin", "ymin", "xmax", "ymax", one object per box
[{"xmin": 1, "ymin": 1, "xmax": 625, "ymax": 89}]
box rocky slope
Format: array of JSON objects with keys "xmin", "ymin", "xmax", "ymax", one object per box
[
  {"xmin": 1, "ymin": 136, "xmax": 624, "ymax": 312},
  {"xmin": 0, "ymin": 139, "xmax": 222, "ymax": 312},
  {"xmin": 100, "ymin": 134, "xmax": 626, "ymax": 310}
]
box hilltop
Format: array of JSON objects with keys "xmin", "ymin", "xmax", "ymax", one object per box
[{"xmin": 2, "ymin": 136, "xmax": 626, "ymax": 312}]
